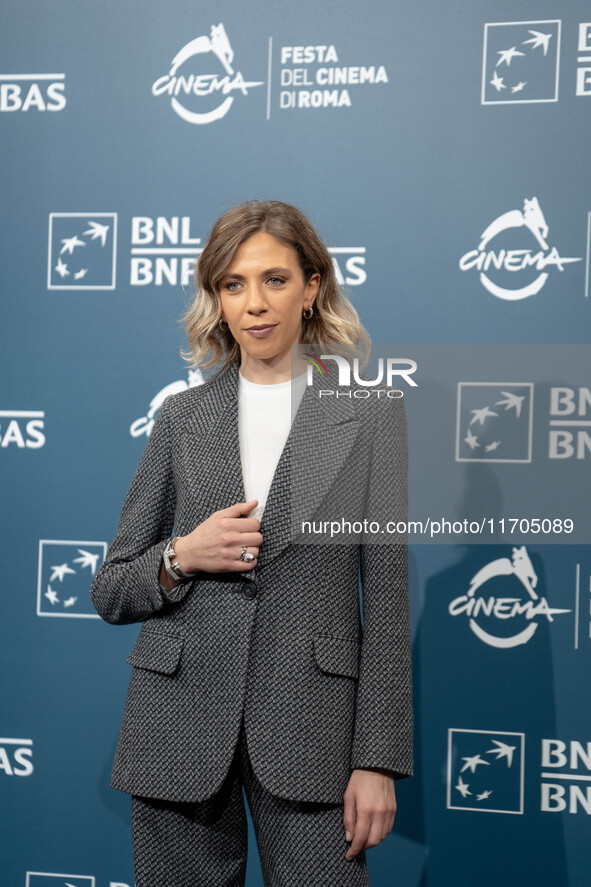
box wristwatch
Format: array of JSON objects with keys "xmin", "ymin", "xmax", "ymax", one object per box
[{"xmin": 162, "ymin": 537, "xmax": 198, "ymax": 580}]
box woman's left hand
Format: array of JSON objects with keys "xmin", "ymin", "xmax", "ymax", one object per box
[{"xmin": 343, "ymin": 768, "xmax": 396, "ymax": 860}]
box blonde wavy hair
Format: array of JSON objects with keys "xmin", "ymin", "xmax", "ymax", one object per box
[{"xmin": 182, "ymin": 200, "xmax": 370, "ymax": 372}]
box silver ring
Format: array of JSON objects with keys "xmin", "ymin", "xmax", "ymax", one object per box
[{"xmin": 239, "ymin": 547, "xmax": 255, "ymax": 563}]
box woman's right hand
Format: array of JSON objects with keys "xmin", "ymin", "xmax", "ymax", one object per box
[{"xmin": 173, "ymin": 499, "xmax": 262, "ymax": 574}]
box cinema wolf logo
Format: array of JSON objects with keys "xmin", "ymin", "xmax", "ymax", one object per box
[
  {"xmin": 130, "ymin": 369, "xmax": 205, "ymax": 439},
  {"xmin": 152, "ymin": 24, "xmax": 264, "ymax": 124},
  {"xmin": 448, "ymin": 545, "xmax": 571, "ymax": 649},
  {"xmin": 459, "ymin": 197, "xmax": 581, "ymax": 301}
]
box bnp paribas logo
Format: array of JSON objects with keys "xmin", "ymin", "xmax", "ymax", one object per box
[
  {"xmin": 47, "ymin": 213, "xmax": 117, "ymax": 289},
  {"xmin": 456, "ymin": 382, "xmax": 533, "ymax": 463},
  {"xmin": 37, "ymin": 540, "xmax": 106, "ymax": 618},
  {"xmin": 447, "ymin": 729, "xmax": 525, "ymax": 814},
  {"xmin": 481, "ymin": 20, "xmax": 561, "ymax": 104}
]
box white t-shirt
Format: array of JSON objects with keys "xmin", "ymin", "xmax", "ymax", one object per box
[{"xmin": 238, "ymin": 371, "xmax": 307, "ymax": 522}]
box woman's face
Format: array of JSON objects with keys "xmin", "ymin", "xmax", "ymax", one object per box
[{"xmin": 219, "ymin": 231, "xmax": 319, "ymax": 367}]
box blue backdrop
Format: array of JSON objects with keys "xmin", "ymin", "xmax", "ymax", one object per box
[{"xmin": 2, "ymin": 1, "xmax": 590, "ymax": 885}]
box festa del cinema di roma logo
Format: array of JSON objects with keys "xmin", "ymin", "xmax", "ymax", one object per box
[
  {"xmin": 448, "ymin": 545, "xmax": 570, "ymax": 648},
  {"xmin": 459, "ymin": 197, "xmax": 581, "ymax": 300},
  {"xmin": 151, "ymin": 23, "xmax": 263, "ymax": 124}
]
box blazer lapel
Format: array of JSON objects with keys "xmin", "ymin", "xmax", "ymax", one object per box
[
  {"xmin": 182, "ymin": 359, "xmax": 245, "ymax": 520},
  {"xmin": 258, "ymin": 365, "xmax": 360, "ymax": 568}
]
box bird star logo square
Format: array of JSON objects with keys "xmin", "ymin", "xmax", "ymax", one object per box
[
  {"xmin": 47, "ymin": 212, "xmax": 117, "ymax": 289},
  {"xmin": 455, "ymin": 382, "xmax": 533, "ymax": 463},
  {"xmin": 481, "ymin": 21, "xmax": 561, "ymax": 105},
  {"xmin": 26, "ymin": 874, "xmax": 95, "ymax": 887},
  {"xmin": 36, "ymin": 540, "xmax": 106, "ymax": 618},
  {"xmin": 447, "ymin": 729, "xmax": 525, "ymax": 814}
]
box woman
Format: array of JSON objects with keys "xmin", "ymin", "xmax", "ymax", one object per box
[{"xmin": 90, "ymin": 200, "xmax": 412, "ymax": 886}]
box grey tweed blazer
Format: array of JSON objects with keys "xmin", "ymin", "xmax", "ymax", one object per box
[{"xmin": 90, "ymin": 357, "xmax": 413, "ymax": 804}]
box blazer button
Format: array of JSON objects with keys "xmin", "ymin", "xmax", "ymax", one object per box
[{"xmin": 241, "ymin": 582, "xmax": 258, "ymax": 600}]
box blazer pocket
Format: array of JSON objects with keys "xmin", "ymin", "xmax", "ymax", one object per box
[
  {"xmin": 126, "ymin": 629, "xmax": 184, "ymax": 675},
  {"xmin": 313, "ymin": 633, "xmax": 361, "ymax": 680}
]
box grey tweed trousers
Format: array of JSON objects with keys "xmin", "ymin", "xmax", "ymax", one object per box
[{"xmin": 131, "ymin": 715, "xmax": 370, "ymax": 887}]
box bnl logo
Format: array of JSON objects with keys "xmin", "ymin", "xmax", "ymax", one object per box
[
  {"xmin": 47, "ymin": 213, "xmax": 117, "ymax": 289},
  {"xmin": 37, "ymin": 540, "xmax": 106, "ymax": 618},
  {"xmin": 481, "ymin": 21, "xmax": 561, "ymax": 104},
  {"xmin": 447, "ymin": 729, "xmax": 525, "ymax": 814},
  {"xmin": 456, "ymin": 383, "xmax": 533, "ymax": 463}
]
